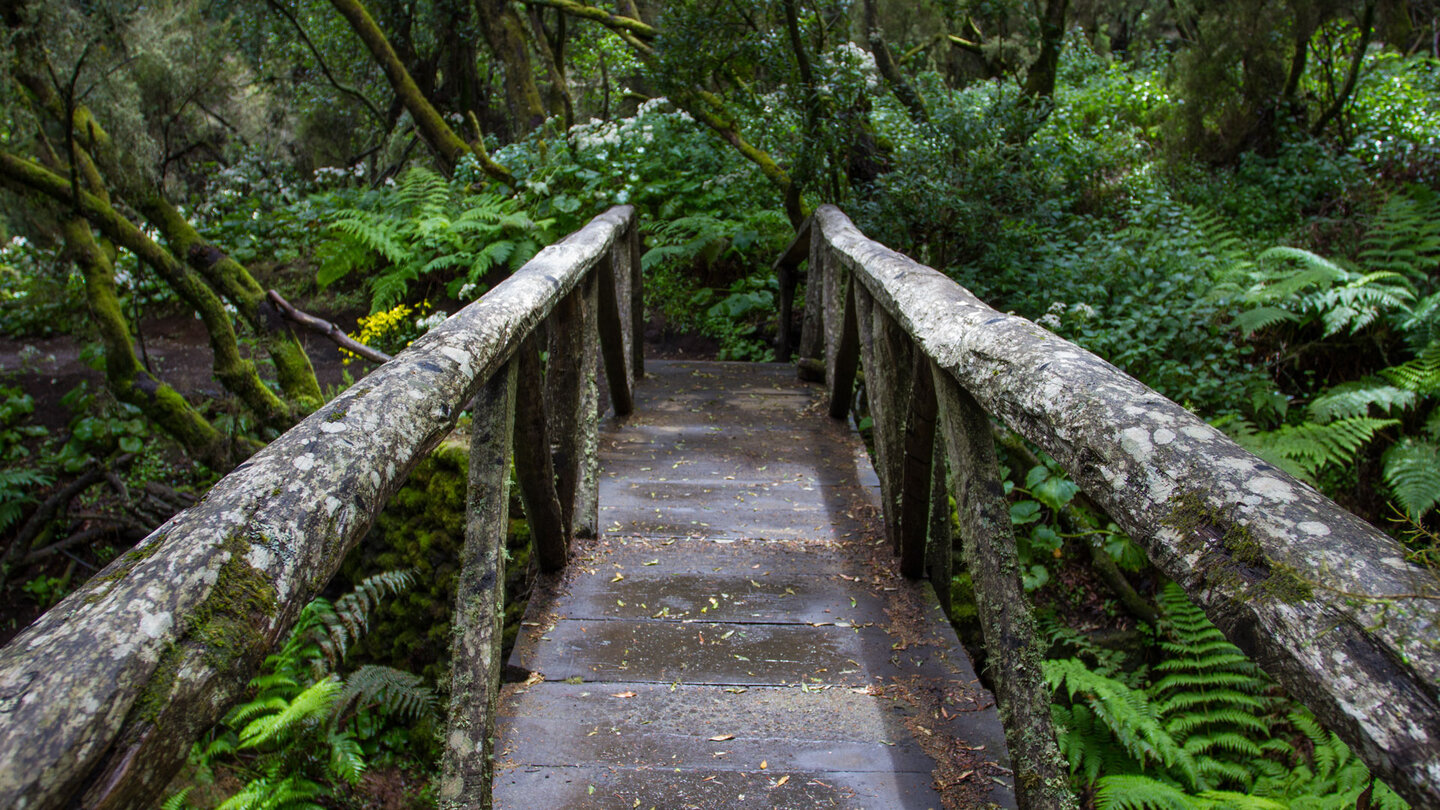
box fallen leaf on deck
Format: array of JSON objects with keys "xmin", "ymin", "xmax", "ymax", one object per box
[{"xmin": 709, "ymin": 734, "xmax": 735, "ymax": 741}]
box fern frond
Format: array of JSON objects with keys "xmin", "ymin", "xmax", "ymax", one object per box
[
  {"xmin": 1192, "ymin": 790, "xmax": 1285, "ymax": 810},
  {"xmin": 1247, "ymin": 247, "xmax": 1347, "ymax": 301},
  {"xmin": 1239, "ymin": 417, "xmax": 1398, "ymax": 479},
  {"xmin": 1383, "ymin": 437, "xmax": 1440, "ymax": 519},
  {"xmin": 1231, "ymin": 306, "xmax": 1299, "ymax": 336},
  {"xmin": 326, "ymin": 730, "xmax": 366, "ymax": 785},
  {"xmin": 330, "ymin": 215, "xmax": 408, "ymax": 266},
  {"xmin": 238, "ymin": 676, "xmax": 341, "ymax": 750},
  {"xmin": 1092, "ymin": 774, "xmax": 1197, "ymax": 810},
  {"xmin": 1307, "ymin": 380, "xmax": 1417, "ymax": 422},
  {"xmin": 1381, "ymin": 339, "xmax": 1440, "ymax": 395},
  {"xmin": 161, "ymin": 787, "xmax": 194, "ymax": 810},
  {"xmin": 341, "ymin": 664, "xmax": 437, "ymax": 722}
]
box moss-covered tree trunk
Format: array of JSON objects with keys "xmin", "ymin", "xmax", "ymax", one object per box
[
  {"xmin": 11, "ymin": 67, "xmax": 324, "ymax": 410},
  {"xmin": 61, "ymin": 216, "xmax": 233, "ymax": 468},
  {"xmin": 327, "ymin": 0, "xmax": 515, "ymax": 184},
  {"xmin": 0, "ymin": 150, "xmax": 292, "ymax": 431},
  {"xmin": 1021, "ymin": 0, "xmax": 1069, "ymax": 98},
  {"xmin": 477, "ymin": 0, "xmax": 550, "ymax": 136}
]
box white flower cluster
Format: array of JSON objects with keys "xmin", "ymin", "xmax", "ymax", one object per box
[
  {"xmin": 415, "ymin": 311, "xmax": 448, "ymax": 331},
  {"xmin": 313, "ymin": 165, "xmax": 366, "ymax": 182},
  {"xmin": 1037, "ymin": 301, "xmax": 1098, "ymax": 330}
]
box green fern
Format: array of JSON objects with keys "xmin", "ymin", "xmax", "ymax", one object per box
[
  {"xmin": 1306, "ymin": 379, "xmax": 1416, "ymax": 422},
  {"xmin": 1047, "ymin": 584, "xmax": 1410, "ymax": 807},
  {"xmin": 0, "ymin": 466, "xmax": 52, "ymax": 533},
  {"xmin": 1232, "ymin": 416, "xmax": 1399, "ymax": 480},
  {"xmin": 237, "ymin": 676, "xmax": 342, "ymax": 750},
  {"xmin": 1383, "ymin": 437, "xmax": 1440, "ymax": 520},
  {"xmin": 180, "ymin": 570, "xmax": 427, "ymax": 810},
  {"xmin": 316, "ymin": 168, "xmax": 553, "ymax": 311}
]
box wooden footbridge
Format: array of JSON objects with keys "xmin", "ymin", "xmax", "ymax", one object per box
[{"xmin": 1, "ymin": 206, "xmax": 1437, "ymax": 810}]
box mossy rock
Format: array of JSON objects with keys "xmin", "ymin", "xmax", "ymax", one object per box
[{"xmin": 339, "ymin": 437, "xmax": 532, "ymax": 688}]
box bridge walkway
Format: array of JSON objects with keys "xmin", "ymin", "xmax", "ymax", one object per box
[{"xmin": 492, "ymin": 360, "xmax": 1015, "ymax": 809}]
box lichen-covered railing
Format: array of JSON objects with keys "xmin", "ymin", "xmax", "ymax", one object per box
[
  {"xmin": 775, "ymin": 205, "xmax": 1440, "ymax": 810},
  {"xmin": 0, "ymin": 206, "xmax": 644, "ymax": 810}
]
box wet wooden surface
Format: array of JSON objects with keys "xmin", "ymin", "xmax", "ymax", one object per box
[{"xmin": 494, "ymin": 361, "xmax": 1015, "ymax": 809}]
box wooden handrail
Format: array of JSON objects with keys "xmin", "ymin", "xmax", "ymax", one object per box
[
  {"xmin": 785, "ymin": 204, "xmax": 1440, "ymax": 809},
  {"xmin": 0, "ymin": 205, "xmax": 643, "ymax": 810}
]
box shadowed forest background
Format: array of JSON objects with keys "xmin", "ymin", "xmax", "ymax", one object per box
[{"xmin": 1, "ymin": 0, "xmax": 1437, "ymax": 807}]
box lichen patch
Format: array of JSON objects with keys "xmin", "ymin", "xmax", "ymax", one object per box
[{"xmin": 1246, "ymin": 476, "xmax": 1297, "ymax": 503}]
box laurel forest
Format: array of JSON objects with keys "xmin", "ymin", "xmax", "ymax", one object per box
[{"xmin": 0, "ymin": 0, "xmax": 1436, "ymax": 807}]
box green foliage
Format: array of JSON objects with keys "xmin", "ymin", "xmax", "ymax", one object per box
[
  {"xmin": 316, "ymin": 167, "xmax": 553, "ymax": 312},
  {"xmin": 172, "ymin": 571, "xmax": 436, "ymax": 810},
  {"xmin": 1046, "ymin": 584, "xmax": 1408, "ymax": 808},
  {"xmin": 1217, "ymin": 187, "xmax": 1440, "ymax": 521}
]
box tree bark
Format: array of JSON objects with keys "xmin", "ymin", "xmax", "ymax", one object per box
[
  {"xmin": 1311, "ymin": 0, "xmax": 1377, "ymax": 137},
  {"xmin": 328, "ymin": 0, "xmax": 515, "ymax": 184},
  {"xmin": 862, "ymin": 0, "xmax": 929, "ymax": 122},
  {"xmin": 0, "ymin": 151, "xmax": 292, "ymax": 431},
  {"xmin": 1022, "ymin": 0, "xmax": 1070, "ymax": 98},
  {"xmin": 62, "ymin": 216, "xmax": 232, "ymax": 468},
  {"xmin": 476, "ymin": 0, "xmax": 550, "ymax": 136}
]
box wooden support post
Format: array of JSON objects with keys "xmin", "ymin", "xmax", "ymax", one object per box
[
  {"xmin": 547, "ymin": 288, "xmax": 584, "ymax": 536},
  {"xmin": 927, "ymin": 432, "xmax": 952, "ymax": 612},
  {"xmin": 827, "ymin": 275, "xmax": 860, "ymax": 420},
  {"xmin": 573, "ymin": 271, "xmax": 601, "ymax": 538},
  {"xmin": 796, "ymin": 221, "xmax": 827, "ymax": 382},
  {"xmin": 898, "ymin": 350, "xmax": 938, "ymax": 579},
  {"xmin": 774, "ymin": 216, "xmax": 811, "ymax": 360},
  {"xmin": 859, "ymin": 291, "xmax": 913, "ymax": 553},
  {"xmin": 627, "ymin": 218, "xmax": 645, "ymax": 380},
  {"xmin": 438, "ymin": 361, "xmax": 516, "ymax": 810},
  {"xmin": 933, "ymin": 362, "xmax": 1075, "ymax": 810},
  {"xmin": 513, "ymin": 335, "xmax": 569, "ymax": 572},
  {"xmin": 822, "ymin": 235, "xmax": 846, "ymax": 388},
  {"xmin": 596, "ymin": 252, "xmax": 635, "ymax": 416}
]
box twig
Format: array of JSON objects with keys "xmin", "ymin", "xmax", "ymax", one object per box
[{"xmin": 267, "ymin": 289, "xmax": 392, "ymax": 364}]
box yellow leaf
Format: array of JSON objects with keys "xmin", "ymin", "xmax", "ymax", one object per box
[
  {"xmin": 709, "ymin": 734, "xmax": 734, "ymax": 741},
  {"xmin": 610, "ymin": 691, "xmax": 637, "ymax": 698},
  {"xmin": 775, "ymin": 775, "xmax": 789, "ymax": 787}
]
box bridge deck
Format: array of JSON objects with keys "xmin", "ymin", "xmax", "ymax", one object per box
[{"xmin": 493, "ymin": 361, "xmax": 1015, "ymax": 809}]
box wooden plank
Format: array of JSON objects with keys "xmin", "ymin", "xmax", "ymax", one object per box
[
  {"xmin": 898, "ymin": 349, "xmax": 937, "ymax": 579},
  {"xmin": 827, "ymin": 274, "xmax": 860, "ymax": 420},
  {"xmin": 437, "ymin": 361, "xmax": 516, "ymax": 809}
]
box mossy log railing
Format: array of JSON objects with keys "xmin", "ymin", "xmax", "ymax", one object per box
[
  {"xmin": 0, "ymin": 205, "xmax": 644, "ymax": 810},
  {"xmin": 775, "ymin": 205, "xmax": 1440, "ymax": 810}
]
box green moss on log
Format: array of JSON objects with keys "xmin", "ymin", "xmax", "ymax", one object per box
[{"xmin": 1166, "ymin": 491, "xmax": 1314, "ymax": 604}]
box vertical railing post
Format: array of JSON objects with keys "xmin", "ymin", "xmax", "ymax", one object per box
[
  {"xmin": 796, "ymin": 217, "xmax": 827, "ymax": 382},
  {"xmin": 898, "ymin": 350, "xmax": 938, "ymax": 579},
  {"xmin": 827, "ymin": 274, "xmax": 860, "ymax": 420},
  {"xmin": 513, "ymin": 334, "xmax": 569, "ymax": 571},
  {"xmin": 573, "ymin": 270, "xmax": 601, "ymax": 538},
  {"xmin": 926, "ymin": 432, "xmax": 952, "ymax": 610},
  {"xmin": 774, "ymin": 216, "xmax": 811, "ymax": 362},
  {"xmin": 439, "ymin": 360, "xmax": 517, "ymax": 810},
  {"xmin": 856, "ymin": 286, "xmax": 913, "ymax": 553},
  {"xmin": 596, "ymin": 250, "xmax": 635, "ymax": 416},
  {"xmin": 933, "ymin": 361, "xmax": 1075, "ymax": 810},
  {"xmin": 627, "ymin": 215, "xmax": 645, "ymax": 380}
]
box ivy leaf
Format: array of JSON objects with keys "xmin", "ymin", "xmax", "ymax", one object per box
[
  {"xmin": 1033, "ymin": 476, "xmax": 1080, "ymax": 512},
  {"xmin": 1010, "ymin": 500, "xmax": 1042, "ymax": 525}
]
